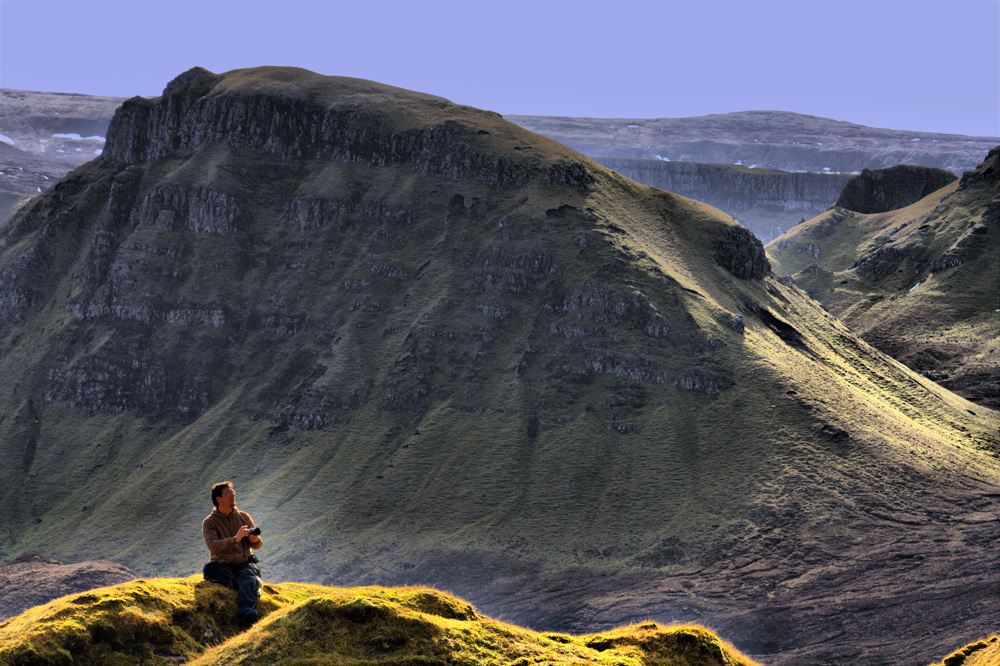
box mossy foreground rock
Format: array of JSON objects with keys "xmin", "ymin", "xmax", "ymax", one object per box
[{"xmin": 0, "ymin": 577, "xmax": 759, "ymax": 666}]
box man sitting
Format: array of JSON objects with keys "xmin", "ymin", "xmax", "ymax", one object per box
[{"xmin": 202, "ymin": 481, "xmax": 264, "ymax": 628}]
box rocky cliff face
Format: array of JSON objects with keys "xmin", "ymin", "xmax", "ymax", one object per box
[
  {"xmin": 835, "ymin": 165, "xmax": 958, "ymax": 213},
  {"xmin": 2, "ymin": 66, "xmax": 764, "ymax": 446},
  {"xmin": 2, "ymin": 67, "xmax": 997, "ymax": 666},
  {"xmin": 105, "ymin": 68, "xmax": 592, "ymax": 193},
  {"xmin": 596, "ymin": 157, "xmax": 850, "ymax": 242}
]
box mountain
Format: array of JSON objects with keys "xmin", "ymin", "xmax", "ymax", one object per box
[
  {"xmin": 767, "ymin": 149, "xmax": 1000, "ymax": 408},
  {"xmin": 1, "ymin": 66, "xmax": 998, "ymax": 665},
  {"xmin": 0, "ymin": 578, "xmax": 761, "ymax": 666},
  {"xmin": 506, "ymin": 111, "xmax": 999, "ymax": 175},
  {"xmin": 7, "ymin": 91, "xmax": 996, "ymax": 239},
  {"xmin": 592, "ymin": 158, "xmax": 852, "ymax": 243}
]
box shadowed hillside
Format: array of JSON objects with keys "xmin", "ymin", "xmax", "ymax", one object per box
[
  {"xmin": 767, "ymin": 147, "xmax": 1000, "ymax": 407},
  {"xmin": 1, "ymin": 67, "xmax": 998, "ymax": 666},
  {"xmin": 0, "ymin": 578, "xmax": 762, "ymax": 666}
]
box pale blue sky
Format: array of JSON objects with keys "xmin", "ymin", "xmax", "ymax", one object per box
[{"xmin": 2, "ymin": 1, "xmax": 998, "ymax": 137}]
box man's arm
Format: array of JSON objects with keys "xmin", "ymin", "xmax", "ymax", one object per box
[{"xmin": 203, "ymin": 518, "xmax": 246, "ymax": 558}]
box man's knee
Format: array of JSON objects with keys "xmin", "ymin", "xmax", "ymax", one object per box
[
  {"xmin": 237, "ymin": 570, "xmax": 262, "ymax": 598},
  {"xmin": 203, "ymin": 561, "xmax": 234, "ymax": 587}
]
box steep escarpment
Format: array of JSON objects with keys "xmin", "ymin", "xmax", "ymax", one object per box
[
  {"xmin": 104, "ymin": 67, "xmax": 591, "ymax": 193},
  {"xmin": 835, "ymin": 165, "xmax": 958, "ymax": 213},
  {"xmin": 596, "ymin": 157, "xmax": 851, "ymax": 242},
  {"xmin": 768, "ymin": 146, "xmax": 1000, "ymax": 407},
  {"xmin": 1, "ymin": 67, "xmax": 997, "ymax": 666}
]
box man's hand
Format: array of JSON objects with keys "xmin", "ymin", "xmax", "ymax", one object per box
[{"xmin": 235, "ymin": 525, "xmax": 251, "ymax": 541}]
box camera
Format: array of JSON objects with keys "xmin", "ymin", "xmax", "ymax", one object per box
[{"xmin": 242, "ymin": 527, "xmax": 262, "ymax": 565}]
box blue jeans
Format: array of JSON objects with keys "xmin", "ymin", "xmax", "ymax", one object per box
[{"xmin": 203, "ymin": 560, "xmax": 261, "ymax": 620}]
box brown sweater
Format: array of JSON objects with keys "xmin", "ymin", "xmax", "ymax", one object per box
[{"xmin": 202, "ymin": 507, "xmax": 263, "ymax": 564}]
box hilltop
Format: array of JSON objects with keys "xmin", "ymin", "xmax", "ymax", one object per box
[
  {"xmin": 1, "ymin": 66, "xmax": 998, "ymax": 665},
  {"xmin": 767, "ymin": 147, "xmax": 1000, "ymax": 408},
  {"xmin": 932, "ymin": 637, "xmax": 1000, "ymax": 666},
  {"xmin": 834, "ymin": 165, "xmax": 957, "ymax": 214},
  {"xmin": 4, "ymin": 576, "xmax": 991, "ymax": 666}
]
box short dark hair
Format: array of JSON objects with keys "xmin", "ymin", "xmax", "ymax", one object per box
[{"xmin": 211, "ymin": 481, "xmax": 233, "ymax": 508}]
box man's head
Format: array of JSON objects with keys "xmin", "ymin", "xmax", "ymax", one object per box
[{"xmin": 211, "ymin": 481, "xmax": 236, "ymax": 513}]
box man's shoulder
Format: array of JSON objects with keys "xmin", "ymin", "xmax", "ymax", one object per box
[
  {"xmin": 203, "ymin": 510, "xmax": 223, "ymax": 524},
  {"xmin": 237, "ymin": 510, "xmax": 254, "ymax": 524}
]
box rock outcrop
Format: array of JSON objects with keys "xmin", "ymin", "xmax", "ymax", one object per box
[
  {"xmin": 715, "ymin": 225, "xmax": 770, "ymax": 279},
  {"xmin": 835, "ymin": 165, "xmax": 957, "ymax": 214}
]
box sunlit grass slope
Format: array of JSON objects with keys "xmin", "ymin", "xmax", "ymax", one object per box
[
  {"xmin": 766, "ymin": 146, "xmax": 1000, "ymax": 407},
  {"xmin": 0, "ymin": 577, "xmax": 760, "ymax": 666}
]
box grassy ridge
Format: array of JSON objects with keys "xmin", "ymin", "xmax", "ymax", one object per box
[{"xmin": 0, "ymin": 578, "xmax": 760, "ymax": 666}]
